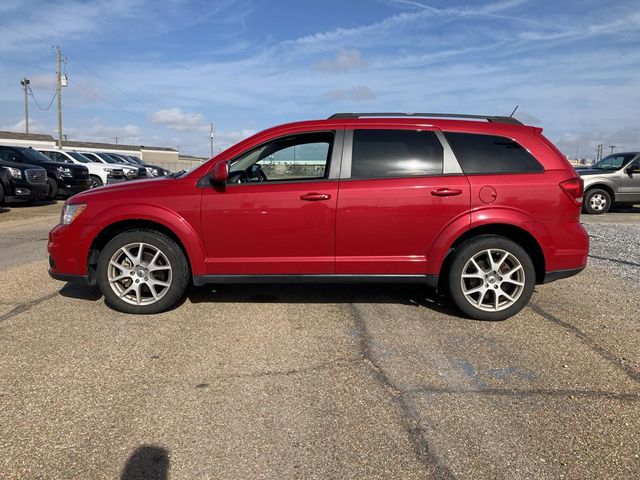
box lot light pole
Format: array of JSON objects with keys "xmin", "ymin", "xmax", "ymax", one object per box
[
  {"xmin": 609, "ymin": 145, "xmax": 616, "ymax": 155},
  {"xmin": 20, "ymin": 77, "xmax": 29, "ymax": 133}
]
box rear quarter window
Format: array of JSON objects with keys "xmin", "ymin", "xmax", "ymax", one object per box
[{"xmin": 445, "ymin": 132, "xmax": 544, "ymax": 174}]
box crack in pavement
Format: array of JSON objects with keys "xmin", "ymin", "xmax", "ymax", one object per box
[
  {"xmin": 202, "ymin": 356, "xmax": 361, "ymax": 382},
  {"xmin": 0, "ymin": 291, "xmax": 59, "ymax": 324},
  {"xmin": 406, "ymin": 386, "xmax": 640, "ymax": 402},
  {"xmin": 530, "ymin": 303, "xmax": 640, "ymax": 384},
  {"xmin": 348, "ymin": 303, "xmax": 457, "ymax": 480}
]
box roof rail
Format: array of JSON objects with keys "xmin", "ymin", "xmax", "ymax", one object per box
[{"xmin": 327, "ymin": 112, "xmax": 524, "ymax": 125}]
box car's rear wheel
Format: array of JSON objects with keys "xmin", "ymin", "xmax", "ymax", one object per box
[
  {"xmin": 90, "ymin": 175, "xmax": 103, "ymax": 188},
  {"xmin": 97, "ymin": 229, "xmax": 189, "ymax": 314},
  {"xmin": 46, "ymin": 177, "xmax": 58, "ymax": 200},
  {"xmin": 583, "ymin": 188, "xmax": 611, "ymax": 214},
  {"xmin": 447, "ymin": 236, "xmax": 536, "ymax": 321},
  {"xmin": 0, "ymin": 183, "xmax": 5, "ymax": 205}
]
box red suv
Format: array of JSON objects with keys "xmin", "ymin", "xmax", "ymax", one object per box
[{"xmin": 48, "ymin": 113, "xmax": 588, "ymax": 320}]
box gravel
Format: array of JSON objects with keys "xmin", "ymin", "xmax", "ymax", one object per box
[{"xmin": 584, "ymin": 223, "xmax": 640, "ymax": 283}]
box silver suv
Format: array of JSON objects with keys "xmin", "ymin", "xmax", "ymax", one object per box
[{"xmin": 579, "ymin": 152, "xmax": 640, "ymax": 214}]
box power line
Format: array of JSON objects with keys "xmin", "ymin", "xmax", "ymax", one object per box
[
  {"xmin": 68, "ymin": 78, "xmax": 133, "ymax": 114},
  {"xmin": 0, "ymin": 54, "xmax": 49, "ymax": 72},
  {"xmin": 0, "ymin": 22, "xmax": 53, "ymax": 48},
  {"xmin": 61, "ymin": 49, "xmax": 129, "ymax": 96},
  {"xmin": 27, "ymin": 85, "xmax": 56, "ymax": 111}
]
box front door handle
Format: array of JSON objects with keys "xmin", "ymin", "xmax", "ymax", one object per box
[
  {"xmin": 300, "ymin": 192, "xmax": 331, "ymax": 201},
  {"xmin": 431, "ymin": 188, "xmax": 463, "ymax": 197}
]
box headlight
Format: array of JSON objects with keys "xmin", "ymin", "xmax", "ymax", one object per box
[
  {"xmin": 56, "ymin": 166, "xmax": 73, "ymax": 177},
  {"xmin": 61, "ymin": 203, "xmax": 87, "ymax": 225},
  {"xmin": 151, "ymin": 168, "xmax": 159, "ymax": 176},
  {"xmin": 3, "ymin": 166, "xmax": 22, "ymax": 179}
]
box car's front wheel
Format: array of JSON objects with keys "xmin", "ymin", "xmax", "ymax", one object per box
[
  {"xmin": 583, "ymin": 188, "xmax": 611, "ymax": 214},
  {"xmin": 96, "ymin": 229, "xmax": 189, "ymax": 314},
  {"xmin": 447, "ymin": 236, "xmax": 536, "ymax": 321},
  {"xmin": 46, "ymin": 177, "xmax": 58, "ymax": 200},
  {"xmin": 90, "ymin": 175, "xmax": 103, "ymax": 188}
]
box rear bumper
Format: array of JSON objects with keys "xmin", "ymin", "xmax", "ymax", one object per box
[{"xmin": 543, "ymin": 266, "xmax": 585, "ymax": 284}]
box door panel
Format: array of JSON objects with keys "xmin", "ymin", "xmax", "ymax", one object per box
[
  {"xmin": 201, "ymin": 181, "xmax": 338, "ymax": 274},
  {"xmin": 336, "ymin": 176, "xmax": 470, "ymax": 274},
  {"xmin": 619, "ymin": 159, "xmax": 640, "ymax": 202}
]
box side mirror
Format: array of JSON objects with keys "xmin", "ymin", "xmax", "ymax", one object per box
[
  {"xmin": 626, "ymin": 165, "xmax": 640, "ymax": 175},
  {"xmin": 211, "ymin": 161, "xmax": 228, "ymax": 184}
]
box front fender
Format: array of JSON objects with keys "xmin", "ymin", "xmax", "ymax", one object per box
[{"xmin": 84, "ymin": 203, "xmax": 207, "ymax": 275}]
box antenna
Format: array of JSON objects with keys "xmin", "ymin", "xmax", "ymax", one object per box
[{"xmin": 509, "ymin": 105, "xmax": 519, "ymax": 117}]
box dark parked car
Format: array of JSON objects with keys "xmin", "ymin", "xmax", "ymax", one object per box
[
  {"xmin": 0, "ymin": 157, "xmax": 48, "ymax": 204},
  {"xmin": 49, "ymin": 113, "xmax": 588, "ymax": 320},
  {"xmin": 111, "ymin": 154, "xmax": 170, "ymax": 177},
  {"xmin": 0, "ymin": 146, "xmax": 90, "ymax": 200}
]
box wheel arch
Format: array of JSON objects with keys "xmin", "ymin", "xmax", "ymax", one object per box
[
  {"xmin": 584, "ymin": 182, "xmax": 616, "ymax": 202},
  {"xmin": 438, "ymin": 223, "xmax": 546, "ymax": 288},
  {"xmin": 86, "ymin": 216, "xmax": 205, "ymax": 285}
]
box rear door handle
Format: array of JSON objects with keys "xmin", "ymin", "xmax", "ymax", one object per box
[
  {"xmin": 300, "ymin": 193, "xmax": 331, "ymax": 201},
  {"xmin": 431, "ymin": 188, "xmax": 463, "ymax": 197}
]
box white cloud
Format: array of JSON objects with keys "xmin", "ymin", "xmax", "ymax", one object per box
[
  {"xmin": 314, "ymin": 49, "xmax": 367, "ymax": 73},
  {"xmin": 148, "ymin": 108, "xmax": 208, "ymax": 132},
  {"xmin": 324, "ymin": 86, "xmax": 376, "ymax": 102}
]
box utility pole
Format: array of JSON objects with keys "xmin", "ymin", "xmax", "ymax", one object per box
[
  {"xmin": 596, "ymin": 144, "xmax": 603, "ymax": 162},
  {"xmin": 114, "ymin": 137, "xmax": 119, "ymax": 144},
  {"xmin": 609, "ymin": 145, "xmax": 616, "ymax": 155},
  {"xmin": 209, "ymin": 123, "xmax": 214, "ymax": 158},
  {"xmin": 20, "ymin": 77, "xmax": 30, "ymax": 133},
  {"xmin": 55, "ymin": 46, "xmax": 63, "ymax": 148}
]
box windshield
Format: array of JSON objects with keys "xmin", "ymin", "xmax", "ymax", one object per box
[
  {"xmin": 68, "ymin": 152, "xmax": 91, "ymax": 163},
  {"xmin": 126, "ymin": 156, "xmax": 144, "ymax": 165},
  {"xmin": 98, "ymin": 153, "xmax": 124, "ymax": 164},
  {"xmin": 17, "ymin": 147, "xmax": 53, "ymax": 163},
  {"xmin": 592, "ymin": 154, "xmax": 636, "ymax": 170}
]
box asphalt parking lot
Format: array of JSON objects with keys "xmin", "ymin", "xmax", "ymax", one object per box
[{"xmin": 1, "ymin": 202, "xmax": 639, "ymax": 479}]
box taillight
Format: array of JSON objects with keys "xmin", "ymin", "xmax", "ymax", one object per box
[{"xmin": 559, "ymin": 177, "xmax": 583, "ymax": 205}]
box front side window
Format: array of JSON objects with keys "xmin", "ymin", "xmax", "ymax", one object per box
[
  {"xmin": 350, "ymin": 129, "xmax": 444, "ymax": 179},
  {"xmin": 0, "ymin": 149, "xmax": 20, "ymax": 163},
  {"xmin": 229, "ymin": 132, "xmax": 333, "ymax": 183},
  {"xmin": 445, "ymin": 132, "xmax": 544, "ymax": 174}
]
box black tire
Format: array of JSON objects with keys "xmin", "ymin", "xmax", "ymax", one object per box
[
  {"xmin": 46, "ymin": 177, "xmax": 58, "ymax": 200},
  {"xmin": 583, "ymin": 188, "xmax": 611, "ymax": 215},
  {"xmin": 96, "ymin": 229, "xmax": 189, "ymax": 314},
  {"xmin": 0, "ymin": 183, "xmax": 5, "ymax": 206},
  {"xmin": 447, "ymin": 236, "xmax": 536, "ymax": 321},
  {"xmin": 90, "ymin": 175, "xmax": 103, "ymax": 188}
]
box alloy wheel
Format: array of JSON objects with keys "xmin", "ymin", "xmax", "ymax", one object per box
[
  {"xmin": 107, "ymin": 242, "xmax": 172, "ymax": 306},
  {"xmin": 460, "ymin": 248, "xmax": 525, "ymax": 312}
]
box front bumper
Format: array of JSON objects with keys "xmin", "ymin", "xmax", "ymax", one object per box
[
  {"xmin": 3, "ymin": 178, "xmax": 49, "ymax": 202},
  {"xmin": 57, "ymin": 177, "xmax": 92, "ymax": 197}
]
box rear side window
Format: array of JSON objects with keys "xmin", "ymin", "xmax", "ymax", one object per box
[
  {"xmin": 445, "ymin": 132, "xmax": 543, "ymax": 174},
  {"xmin": 351, "ymin": 129, "xmax": 443, "ymax": 179}
]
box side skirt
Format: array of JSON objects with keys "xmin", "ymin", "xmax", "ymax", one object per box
[{"xmin": 193, "ymin": 274, "xmax": 439, "ymax": 288}]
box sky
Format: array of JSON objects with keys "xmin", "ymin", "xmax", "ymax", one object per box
[{"xmin": 0, "ymin": 0, "xmax": 639, "ymax": 158}]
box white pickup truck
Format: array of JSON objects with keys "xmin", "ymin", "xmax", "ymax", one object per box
[{"xmin": 37, "ymin": 149, "xmax": 127, "ymax": 188}]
